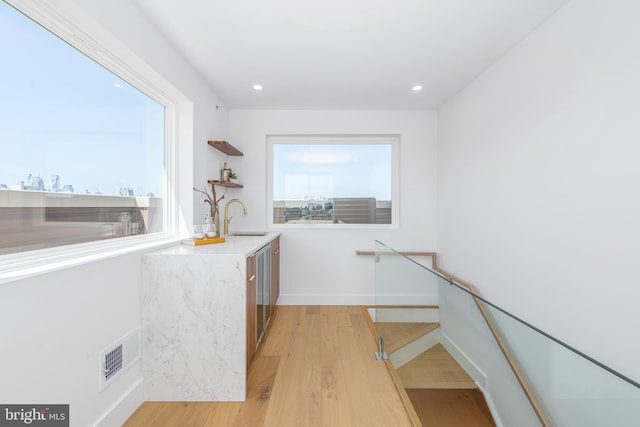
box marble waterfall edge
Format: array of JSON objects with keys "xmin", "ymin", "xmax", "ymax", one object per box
[{"xmin": 141, "ymin": 252, "xmax": 246, "ymax": 401}]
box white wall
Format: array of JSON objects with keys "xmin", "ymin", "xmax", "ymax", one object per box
[
  {"xmin": 0, "ymin": 254, "xmax": 146, "ymax": 426},
  {"xmin": 0, "ymin": 0, "xmax": 226, "ymax": 425},
  {"xmin": 438, "ymin": 0, "xmax": 640, "ymax": 384},
  {"xmin": 229, "ymin": 110, "xmax": 438, "ymax": 304}
]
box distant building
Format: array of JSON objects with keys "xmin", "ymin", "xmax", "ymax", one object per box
[
  {"xmin": 119, "ymin": 187, "xmax": 134, "ymax": 196},
  {"xmin": 50, "ymin": 175, "xmax": 60, "ymax": 192},
  {"xmin": 0, "ymin": 184, "xmax": 7, "ymax": 189},
  {"xmin": 61, "ymin": 184, "xmax": 74, "ymax": 193},
  {"xmin": 24, "ymin": 172, "xmax": 45, "ymax": 191}
]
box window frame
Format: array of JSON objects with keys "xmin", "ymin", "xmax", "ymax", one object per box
[
  {"xmin": 267, "ymin": 134, "xmax": 400, "ymax": 229},
  {"xmin": 0, "ymin": 0, "xmax": 188, "ymax": 282}
]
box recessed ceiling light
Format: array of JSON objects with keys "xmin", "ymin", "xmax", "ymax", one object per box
[
  {"xmin": 412, "ymin": 85, "xmax": 423, "ymax": 92},
  {"xmin": 253, "ymin": 84, "xmax": 263, "ymax": 91}
]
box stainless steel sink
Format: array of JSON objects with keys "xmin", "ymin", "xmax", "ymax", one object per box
[{"xmin": 229, "ymin": 231, "xmax": 268, "ymax": 236}]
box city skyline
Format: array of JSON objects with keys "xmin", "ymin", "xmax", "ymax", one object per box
[{"xmin": 0, "ymin": 170, "xmax": 148, "ymax": 196}]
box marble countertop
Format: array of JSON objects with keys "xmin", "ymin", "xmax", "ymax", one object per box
[{"xmin": 147, "ymin": 231, "xmax": 280, "ymax": 257}]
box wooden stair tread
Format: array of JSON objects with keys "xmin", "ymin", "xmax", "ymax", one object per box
[
  {"xmin": 406, "ymin": 389, "xmax": 496, "ymax": 427},
  {"xmin": 376, "ymin": 322, "xmax": 440, "ymax": 354},
  {"xmin": 397, "ymin": 344, "xmax": 476, "ymax": 389}
]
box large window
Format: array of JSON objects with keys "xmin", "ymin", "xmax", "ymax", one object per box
[
  {"xmin": 0, "ymin": 1, "xmax": 167, "ymax": 256},
  {"xmin": 269, "ymin": 135, "xmax": 397, "ymax": 226}
]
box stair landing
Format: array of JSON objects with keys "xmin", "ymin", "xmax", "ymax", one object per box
[
  {"xmin": 376, "ymin": 322, "xmax": 439, "ymax": 354},
  {"xmin": 397, "ymin": 343, "xmax": 476, "ymax": 389}
]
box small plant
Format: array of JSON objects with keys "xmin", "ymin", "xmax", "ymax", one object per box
[
  {"xmin": 228, "ymin": 169, "xmax": 237, "ymax": 180},
  {"xmin": 193, "ymin": 184, "xmax": 227, "ymax": 236}
]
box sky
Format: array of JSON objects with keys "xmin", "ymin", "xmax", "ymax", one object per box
[
  {"xmin": 273, "ymin": 143, "xmax": 392, "ymax": 201},
  {"xmin": 0, "ymin": 1, "xmax": 165, "ymax": 196}
]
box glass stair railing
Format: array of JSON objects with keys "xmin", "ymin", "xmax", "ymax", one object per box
[{"xmin": 372, "ymin": 240, "xmax": 640, "ymax": 427}]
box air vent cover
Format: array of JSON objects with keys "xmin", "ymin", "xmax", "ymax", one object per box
[
  {"xmin": 104, "ymin": 345, "xmax": 123, "ymax": 381},
  {"xmin": 99, "ymin": 328, "xmax": 140, "ymax": 391}
]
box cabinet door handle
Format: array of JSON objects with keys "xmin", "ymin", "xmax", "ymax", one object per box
[
  {"xmin": 249, "ymin": 275, "xmax": 256, "ymax": 281},
  {"xmin": 274, "ymin": 248, "xmax": 280, "ymax": 255}
]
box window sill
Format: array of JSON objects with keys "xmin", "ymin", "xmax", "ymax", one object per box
[
  {"xmin": 269, "ymin": 223, "xmax": 398, "ymax": 230},
  {"xmin": 0, "ymin": 234, "xmax": 181, "ymax": 285}
]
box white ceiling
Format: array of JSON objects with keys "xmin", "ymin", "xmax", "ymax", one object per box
[{"xmin": 133, "ymin": 0, "xmax": 570, "ymax": 110}]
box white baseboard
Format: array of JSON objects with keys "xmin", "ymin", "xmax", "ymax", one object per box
[
  {"xmin": 277, "ymin": 294, "xmax": 376, "ymax": 305},
  {"xmin": 276, "ymin": 294, "xmax": 440, "ymax": 307},
  {"xmin": 439, "ymin": 332, "xmax": 487, "ymax": 390},
  {"xmin": 94, "ymin": 378, "xmax": 143, "ymax": 427},
  {"xmin": 374, "ymin": 307, "xmax": 439, "ymax": 323},
  {"xmin": 373, "ymin": 295, "xmax": 440, "ymax": 306}
]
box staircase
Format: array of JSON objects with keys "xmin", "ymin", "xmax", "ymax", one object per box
[{"xmin": 372, "ymin": 307, "xmax": 496, "ymax": 427}]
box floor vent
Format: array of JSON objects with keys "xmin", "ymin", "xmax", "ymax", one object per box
[{"xmin": 99, "ymin": 328, "xmax": 140, "ymax": 391}]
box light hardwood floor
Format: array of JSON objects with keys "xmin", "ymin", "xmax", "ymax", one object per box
[{"xmin": 124, "ymin": 306, "xmax": 414, "ymax": 426}]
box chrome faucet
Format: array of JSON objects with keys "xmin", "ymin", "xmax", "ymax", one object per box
[{"xmin": 224, "ymin": 198, "xmax": 248, "ymax": 235}]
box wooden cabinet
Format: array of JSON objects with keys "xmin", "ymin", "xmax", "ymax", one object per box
[
  {"xmin": 256, "ymin": 244, "xmax": 270, "ymax": 347},
  {"xmin": 271, "ymin": 237, "xmax": 280, "ymax": 307},
  {"xmin": 246, "ymin": 236, "xmax": 280, "ymax": 368},
  {"xmin": 246, "ymin": 252, "xmax": 257, "ymax": 368}
]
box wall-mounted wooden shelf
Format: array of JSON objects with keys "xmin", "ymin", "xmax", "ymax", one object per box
[
  {"xmin": 208, "ymin": 141, "xmax": 243, "ymax": 189},
  {"xmin": 208, "ymin": 180, "xmax": 243, "ymax": 188},
  {"xmin": 208, "ymin": 140, "xmax": 243, "ymax": 156}
]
